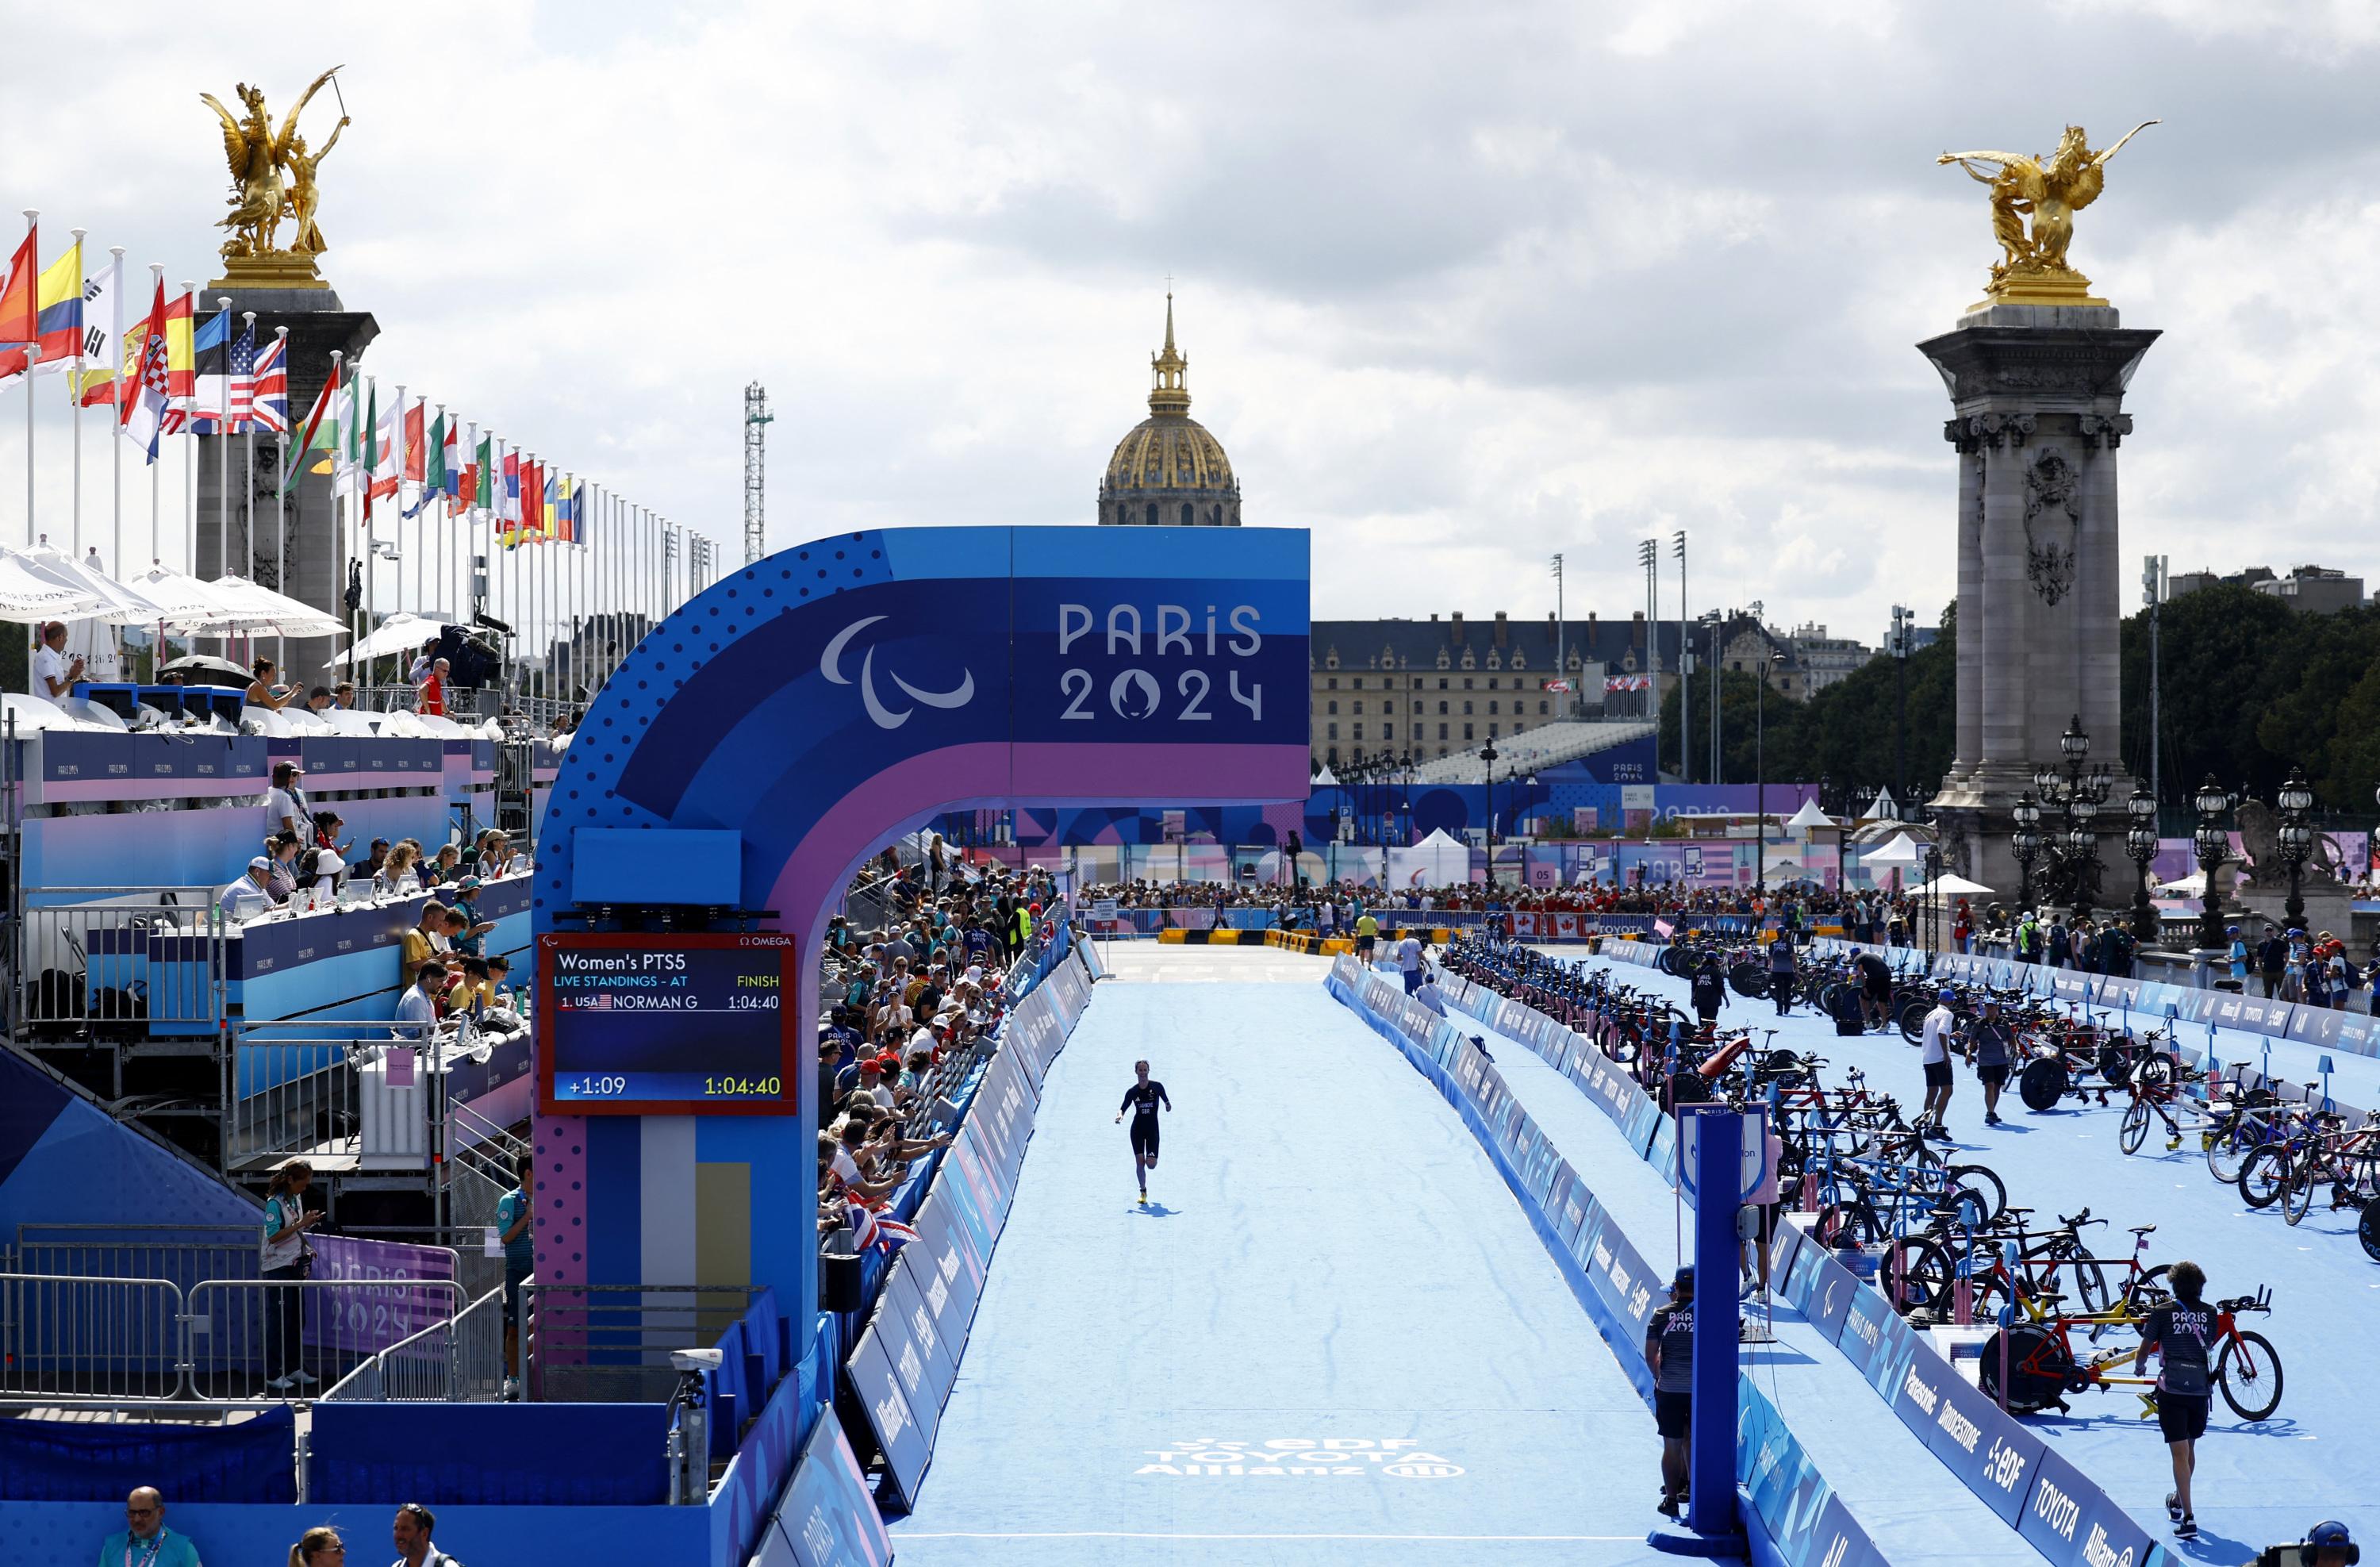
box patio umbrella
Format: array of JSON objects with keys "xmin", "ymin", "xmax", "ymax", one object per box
[
  {"xmin": 22, "ymin": 546, "xmax": 170, "ymax": 626},
  {"xmin": 205, "ymin": 574, "xmax": 347, "ymax": 639},
  {"xmin": 159, "ymin": 653, "xmax": 258, "ymax": 687},
  {"xmin": 0, "ymin": 546, "xmax": 108, "ymax": 624},
  {"xmin": 332, "ymin": 611, "xmax": 447, "ymax": 667},
  {"xmin": 133, "ymin": 565, "xmax": 268, "ymax": 635}
]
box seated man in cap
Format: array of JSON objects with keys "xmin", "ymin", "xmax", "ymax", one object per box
[{"xmin": 218, "ymin": 856, "xmax": 276, "ymax": 922}]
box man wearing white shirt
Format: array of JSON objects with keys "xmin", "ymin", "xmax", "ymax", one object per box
[
  {"xmin": 29, "ymin": 621, "xmax": 83, "ymax": 699},
  {"xmin": 394, "ymin": 961, "xmax": 446, "ymax": 1041},
  {"xmin": 1396, "ymin": 932, "xmax": 1426, "ymax": 995},
  {"xmin": 266, "ymin": 762, "xmax": 311, "ymax": 842},
  {"xmin": 218, "ymin": 857, "xmax": 274, "ymax": 922},
  {"xmin": 1917, "ymin": 986, "xmax": 1960, "ymax": 1142}
]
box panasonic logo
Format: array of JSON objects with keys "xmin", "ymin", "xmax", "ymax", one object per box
[{"xmin": 1901, "ymin": 1365, "xmax": 1939, "ymax": 1415}]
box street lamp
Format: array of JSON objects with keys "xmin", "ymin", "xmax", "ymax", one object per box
[
  {"xmin": 1397, "ymin": 750, "xmax": 1414, "ymax": 846},
  {"xmin": 1890, "ymin": 604, "xmax": 1913, "ymax": 807},
  {"xmin": 1480, "ymin": 741, "xmax": 1500, "ymax": 889},
  {"xmin": 1922, "ymin": 841, "xmax": 1944, "ymax": 955},
  {"xmin": 1755, "ymin": 650, "xmax": 1783, "ymax": 889},
  {"xmin": 2274, "ymin": 765, "xmax": 2316, "ymax": 932},
  {"xmin": 2124, "ymin": 782, "xmax": 2159, "ymax": 945},
  {"xmin": 2011, "ymin": 791, "xmax": 2042, "ymax": 909},
  {"xmin": 2191, "ymin": 775, "xmax": 2234, "ymax": 955},
  {"xmin": 2034, "ymin": 714, "xmax": 2110, "ymax": 920}
]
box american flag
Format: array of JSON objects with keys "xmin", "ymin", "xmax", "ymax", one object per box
[
  {"xmin": 225, "ymin": 319, "xmax": 259, "ymax": 429},
  {"xmin": 248, "ymin": 333, "xmax": 288, "ymax": 434}
]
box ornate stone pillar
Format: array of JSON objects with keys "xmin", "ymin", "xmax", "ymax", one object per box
[{"xmin": 1921, "ymin": 305, "xmax": 2155, "ymax": 892}]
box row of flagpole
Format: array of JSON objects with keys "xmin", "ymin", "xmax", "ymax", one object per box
[{"xmin": 1, "ymin": 207, "xmax": 708, "ymax": 708}]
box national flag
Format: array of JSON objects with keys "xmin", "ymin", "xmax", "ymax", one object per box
[
  {"xmin": 249, "ymin": 333, "xmax": 288, "ymax": 434},
  {"xmin": 175, "ymin": 308, "xmax": 230, "ymax": 430},
  {"xmin": 542, "ymin": 470, "xmax": 559, "ymax": 540},
  {"xmin": 224, "ymin": 317, "xmax": 259, "ymax": 429},
  {"xmin": 119, "ymin": 277, "xmax": 172, "ymax": 462},
  {"xmin": 75, "ymin": 253, "xmax": 123, "ymax": 409},
  {"xmin": 402, "ymin": 399, "xmax": 425, "ymax": 484},
  {"xmin": 282, "ymin": 353, "xmax": 341, "ymax": 491},
  {"xmin": 554, "ymin": 474, "xmax": 577, "ymax": 543},
  {"xmin": 370, "ymin": 387, "xmax": 400, "ymax": 505},
  {"xmin": 407, "ymin": 409, "xmax": 444, "ymax": 517},
  {"xmin": 441, "ymin": 417, "xmax": 462, "ymax": 502},
  {"xmin": 1544, "ymin": 679, "xmax": 1573, "ymax": 694},
  {"xmin": 472, "ymin": 435, "xmax": 493, "ymax": 516},
  {"xmin": 499, "ymin": 448, "xmax": 520, "ymax": 528},
  {"xmin": 0, "ymin": 236, "xmax": 84, "ymax": 379},
  {"xmin": 0, "ymin": 226, "xmax": 34, "ymax": 348},
  {"xmin": 163, "ymin": 290, "xmax": 195, "ymax": 400},
  {"xmin": 842, "ymin": 1200, "xmax": 919, "ymax": 1254}
]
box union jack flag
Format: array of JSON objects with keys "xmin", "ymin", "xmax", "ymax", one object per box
[
  {"xmin": 248, "ymin": 333, "xmax": 288, "ymax": 434},
  {"xmin": 844, "ymin": 1200, "xmax": 919, "ymax": 1253}
]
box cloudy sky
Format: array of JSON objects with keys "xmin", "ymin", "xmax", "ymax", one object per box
[{"xmin": 4, "ymin": 0, "xmax": 2378, "ymax": 646}]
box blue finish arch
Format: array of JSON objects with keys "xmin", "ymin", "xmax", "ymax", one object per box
[{"xmin": 529, "ymin": 526, "xmax": 1309, "ymax": 1355}]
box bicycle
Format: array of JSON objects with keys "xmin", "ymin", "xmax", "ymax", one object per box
[{"xmin": 1980, "ymin": 1285, "xmax": 2282, "ymax": 1421}]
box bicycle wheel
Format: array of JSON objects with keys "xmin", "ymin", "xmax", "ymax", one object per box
[
  {"xmin": 1946, "ymin": 1164, "xmax": 2006, "ymax": 1226},
  {"xmin": 2281, "ymin": 1147, "xmax": 2317, "ymax": 1227},
  {"xmin": 2136, "ymin": 1052, "xmax": 2178, "ymax": 1089},
  {"xmin": 2120, "ymin": 1098, "xmax": 2151, "ymax": 1155},
  {"xmin": 2207, "ymin": 1122, "xmax": 2256, "ymax": 1185},
  {"xmin": 1887, "ymin": 1236, "xmax": 1951, "ymax": 1313},
  {"xmin": 2359, "ymin": 1201, "xmax": 2380, "ymax": 1264},
  {"xmin": 1978, "ymin": 1324, "xmax": 2074, "ymax": 1414},
  {"xmin": 2093, "ymin": 1263, "xmax": 2167, "ymax": 1342},
  {"xmin": 1897, "ymin": 1000, "xmax": 1927, "ymax": 1043},
  {"xmin": 2237, "ymin": 1143, "xmax": 2291, "ymax": 1209},
  {"xmin": 2217, "ymin": 1330, "xmax": 2284, "ymax": 1421}
]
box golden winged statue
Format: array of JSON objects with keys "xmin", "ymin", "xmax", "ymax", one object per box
[
  {"xmin": 1937, "ymin": 121, "xmax": 2157, "ymax": 308},
  {"xmin": 200, "ymin": 67, "xmax": 346, "ymax": 286}
]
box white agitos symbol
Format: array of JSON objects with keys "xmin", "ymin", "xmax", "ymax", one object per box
[{"xmin": 821, "ymin": 615, "xmax": 975, "ymax": 730}]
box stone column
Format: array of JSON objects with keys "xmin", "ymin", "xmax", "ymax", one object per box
[
  {"xmin": 196, "ymin": 287, "xmax": 378, "ymax": 685},
  {"xmin": 1919, "ymin": 304, "xmax": 2155, "ymax": 893}
]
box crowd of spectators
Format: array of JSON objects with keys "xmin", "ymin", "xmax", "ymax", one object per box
[{"xmin": 813, "ymin": 844, "xmax": 1063, "ymax": 1242}]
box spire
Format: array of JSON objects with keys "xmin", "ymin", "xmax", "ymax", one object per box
[{"xmin": 1148, "ymin": 290, "xmax": 1190, "ymax": 416}]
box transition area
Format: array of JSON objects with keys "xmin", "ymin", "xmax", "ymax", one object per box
[{"xmin": 887, "ymin": 959, "xmax": 1668, "ymax": 1565}]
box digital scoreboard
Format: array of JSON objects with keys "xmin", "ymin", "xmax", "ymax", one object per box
[{"xmin": 536, "ymin": 932, "xmax": 800, "ymax": 1116}]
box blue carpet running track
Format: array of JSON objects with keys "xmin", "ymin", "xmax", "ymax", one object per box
[
  {"xmin": 1560, "ymin": 950, "xmax": 2380, "ymax": 1561},
  {"xmin": 886, "ymin": 979, "xmax": 1681, "ymax": 1565}
]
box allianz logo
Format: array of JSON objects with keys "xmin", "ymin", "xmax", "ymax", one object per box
[{"xmin": 2082, "ymin": 1523, "xmax": 2134, "ymax": 1567}]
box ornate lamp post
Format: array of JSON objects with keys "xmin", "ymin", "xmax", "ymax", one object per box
[
  {"xmin": 2191, "ymin": 774, "xmax": 2234, "ymax": 954},
  {"xmin": 1480, "ymin": 741, "xmax": 1500, "ymax": 889},
  {"xmin": 2274, "ymin": 765, "xmax": 2316, "ymax": 932},
  {"xmin": 2034, "ymin": 715, "xmax": 2110, "ymax": 920},
  {"xmin": 2011, "ymin": 791, "xmax": 2042, "ymax": 909},
  {"xmin": 2125, "ymin": 782, "xmax": 2160, "ymax": 944},
  {"xmin": 1922, "ymin": 841, "xmax": 1944, "ymax": 955},
  {"xmin": 1397, "ymin": 750, "xmax": 1414, "ymax": 846}
]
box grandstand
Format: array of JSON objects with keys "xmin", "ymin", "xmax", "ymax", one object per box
[{"xmin": 1406, "ymin": 719, "xmax": 1657, "ymax": 783}]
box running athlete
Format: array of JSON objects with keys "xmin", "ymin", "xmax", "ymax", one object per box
[
  {"xmin": 2132, "ymin": 1258, "xmax": 2214, "ymax": 1541},
  {"xmin": 1115, "ymin": 1060, "xmax": 1173, "ymax": 1205}
]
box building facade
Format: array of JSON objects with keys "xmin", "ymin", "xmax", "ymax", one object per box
[{"xmin": 1096, "ymin": 295, "xmax": 1242, "ymax": 527}]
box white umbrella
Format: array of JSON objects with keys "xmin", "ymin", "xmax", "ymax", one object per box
[
  {"xmin": 205, "ymin": 574, "xmax": 347, "ymax": 639},
  {"xmin": 1909, "ymin": 872, "xmax": 1996, "ymax": 900},
  {"xmin": 332, "ymin": 611, "xmax": 447, "ymax": 668},
  {"xmin": 22, "ymin": 546, "xmax": 169, "ymax": 626},
  {"xmin": 0, "ymin": 546, "xmax": 108, "ymax": 624},
  {"xmin": 132, "ymin": 565, "xmax": 269, "ymax": 635}
]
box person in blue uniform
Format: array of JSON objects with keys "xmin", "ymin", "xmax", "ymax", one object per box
[{"xmin": 1115, "ymin": 1059, "xmax": 1172, "ymax": 1205}]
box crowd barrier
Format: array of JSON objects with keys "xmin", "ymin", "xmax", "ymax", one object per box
[
  {"xmin": 1453, "ymin": 948, "xmax": 2188, "ymax": 1567},
  {"xmin": 0, "ymin": 1403, "xmax": 299, "ymax": 1504},
  {"xmin": 1324, "ymin": 957, "xmax": 1887, "ymax": 1567}
]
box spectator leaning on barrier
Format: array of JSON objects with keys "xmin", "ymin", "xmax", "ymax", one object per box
[
  {"xmin": 103, "ymin": 1486, "xmax": 204, "ymax": 1567},
  {"xmin": 390, "ymin": 1502, "xmax": 463, "ymax": 1567}
]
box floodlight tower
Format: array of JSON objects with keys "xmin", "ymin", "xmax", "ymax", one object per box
[{"xmin": 743, "ymin": 382, "xmax": 773, "ymax": 566}]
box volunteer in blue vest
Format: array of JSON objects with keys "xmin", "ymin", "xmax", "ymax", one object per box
[
  {"xmin": 1644, "ymin": 1266, "xmax": 1695, "ymax": 1518},
  {"xmin": 2132, "ymin": 1258, "xmax": 2214, "ymax": 1541},
  {"xmin": 99, "ymin": 1487, "xmax": 204, "ymax": 1567}
]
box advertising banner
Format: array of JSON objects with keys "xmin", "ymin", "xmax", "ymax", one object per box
[
  {"xmin": 845, "ymin": 1327, "xmax": 931, "ymax": 1507},
  {"xmin": 771, "ymin": 1412, "xmax": 895, "ymax": 1567}
]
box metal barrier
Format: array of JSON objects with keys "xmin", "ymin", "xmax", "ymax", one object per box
[
  {"xmin": 516, "ymin": 1283, "xmax": 762, "ymax": 1404},
  {"xmin": 223, "ymin": 1038, "xmax": 367, "ymax": 1172},
  {"xmin": 0, "ymin": 1273, "xmax": 187, "ymax": 1399},
  {"xmin": 13, "ymin": 1223, "xmax": 259, "ymax": 1294},
  {"xmin": 11, "ymin": 891, "xmax": 226, "ymax": 1043},
  {"xmin": 321, "ymin": 1282, "xmax": 505, "ymax": 1403},
  {"xmin": 185, "ymin": 1276, "xmax": 466, "ymax": 1401}
]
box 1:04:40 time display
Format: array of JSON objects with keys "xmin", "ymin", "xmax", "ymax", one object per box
[{"xmin": 704, "ymin": 1076, "xmax": 783, "ymax": 1097}]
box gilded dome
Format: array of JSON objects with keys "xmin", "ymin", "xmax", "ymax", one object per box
[{"xmin": 1096, "ymin": 294, "xmax": 1242, "ymax": 527}]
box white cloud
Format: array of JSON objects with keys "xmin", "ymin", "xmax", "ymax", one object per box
[{"xmin": 1, "ymin": 0, "xmax": 2377, "ymax": 654}]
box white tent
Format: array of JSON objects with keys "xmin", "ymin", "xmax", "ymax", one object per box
[
  {"xmin": 1388, "ymin": 827, "xmax": 1471, "ymax": 889},
  {"xmin": 2159, "ymin": 870, "xmax": 2209, "ymax": 897},
  {"xmin": 1311, "ymin": 764, "xmax": 1339, "ymax": 787},
  {"xmin": 332, "ymin": 612, "xmax": 446, "ymax": 667},
  {"xmin": 0, "ymin": 547, "xmax": 108, "ymax": 624},
  {"xmin": 1864, "ymin": 832, "xmax": 1925, "ymax": 866},
  {"xmin": 1909, "ymin": 872, "xmax": 1995, "ymax": 900},
  {"xmin": 205, "ymin": 574, "xmax": 347, "ymax": 639},
  {"xmin": 1864, "ymin": 787, "xmax": 1902, "ymax": 821},
  {"xmin": 1785, "ymin": 798, "xmax": 1833, "ymax": 832}
]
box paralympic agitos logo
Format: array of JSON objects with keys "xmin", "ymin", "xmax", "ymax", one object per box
[{"xmin": 821, "ymin": 615, "xmax": 976, "ymax": 731}]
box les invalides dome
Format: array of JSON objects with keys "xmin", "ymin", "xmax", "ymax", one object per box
[{"xmin": 1096, "ymin": 295, "xmax": 1242, "ymax": 526}]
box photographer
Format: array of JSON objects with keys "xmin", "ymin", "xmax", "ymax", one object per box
[{"xmin": 2251, "ymin": 1522, "xmax": 2357, "ymax": 1567}]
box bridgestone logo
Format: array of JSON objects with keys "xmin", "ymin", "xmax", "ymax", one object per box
[{"xmin": 1935, "ymin": 1399, "xmax": 1980, "ymax": 1454}]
